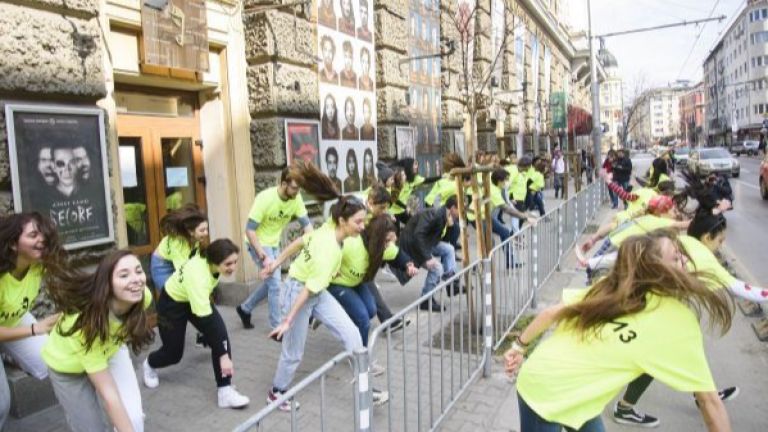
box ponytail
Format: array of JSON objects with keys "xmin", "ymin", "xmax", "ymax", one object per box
[
  {"xmin": 362, "ymin": 214, "xmax": 397, "ymax": 282},
  {"xmin": 291, "ymin": 160, "xmax": 342, "ymax": 202},
  {"xmin": 159, "ymin": 204, "xmax": 207, "ymax": 246}
]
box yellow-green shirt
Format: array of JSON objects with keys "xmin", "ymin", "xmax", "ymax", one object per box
[
  {"xmin": 509, "ymin": 167, "xmax": 528, "ymax": 201},
  {"xmin": 528, "ymin": 169, "xmax": 545, "ymax": 192},
  {"xmin": 517, "ymin": 288, "xmax": 715, "ymax": 430},
  {"xmin": 288, "ymin": 222, "xmax": 343, "ymax": 294},
  {"xmin": 608, "ymin": 215, "xmax": 675, "ymax": 246},
  {"xmin": 390, "ymin": 176, "xmax": 425, "ymax": 215},
  {"xmin": 246, "ymin": 187, "xmax": 308, "ymax": 247},
  {"xmin": 41, "ymin": 288, "xmax": 153, "ymax": 374},
  {"xmin": 155, "ymin": 235, "xmax": 197, "ymax": 269},
  {"xmin": 0, "ymin": 264, "xmax": 43, "ymax": 327},
  {"xmin": 626, "ymin": 187, "xmax": 658, "ymax": 215},
  {"xmin": 490, "ymin": 183, "xmax": 506, "ymax": 208},
  {"xmin": 332, "ymin": 238, "xmax": 399, "ymax": 287},
  {"xmin": 165, "ymin": 255, "xmax": 219, "ymax": 317},
  {"xmin": 679, "ymin": 235, "xmax": 735, "ymax": 290},
  {"xmin": 425, "ymin": 176, "xmax": 457, "ymax": 206}
]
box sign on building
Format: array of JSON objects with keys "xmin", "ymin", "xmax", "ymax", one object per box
[{"xmin": 141, "ymin": 0, "xmax": 209, "ymax": 73}]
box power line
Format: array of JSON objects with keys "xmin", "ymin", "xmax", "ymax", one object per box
[{"xmin": 676, "ymin": 0, "xmax": 722, "ymax": 80}]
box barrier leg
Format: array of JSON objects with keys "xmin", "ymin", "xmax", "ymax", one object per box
[{"xmin": 354, "ymin": 349, "xmax": 372, "ymax": 432}]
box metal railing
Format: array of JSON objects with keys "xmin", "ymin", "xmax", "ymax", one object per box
[{"xmin": 234, "ymin": 180, "xmax": 608, "ymax": 432}]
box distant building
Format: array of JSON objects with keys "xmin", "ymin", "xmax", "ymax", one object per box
[
  {"xmin": 598, "ymin": 40, "xmax": 623, "ymax": 151},
  {"xmin": 703, "ymin": 0, "xmax": 768, "ymax": 146},
  {"xmin": 679, "ymin": 82, "xmax": 705, "ymax": 146},
  {"xmin": 632, "ymin": 83, "xmax": 690, "ymax": 147}
]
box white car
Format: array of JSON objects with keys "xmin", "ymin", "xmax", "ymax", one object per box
[{"xmin": 688, "ymin": 147, "xmax": 740, "ymax": 178}]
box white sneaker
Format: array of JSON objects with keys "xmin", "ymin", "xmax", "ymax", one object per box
[
  {"xmin": 142, "ymin": 359, "xmax": 159, "ymax": 389},
  {"xmin": 370, "ymin": 362, "xmax": 386, "ymax": 377},
  {"xmin": 218, "ymin": 385, "xmax": 250, "ymax": 409},
  {"xmin": 372, "ymin": 388, "xmax": 390, "ymax": 406}
]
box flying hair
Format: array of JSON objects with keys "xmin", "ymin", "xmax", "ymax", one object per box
[
  {"xmin": 290, "ymin": 160, "xmax": 342, "ymax": 202},
  {"xmin": 361, "ymin": 214, "xmax": 397, "ymax": 282}
]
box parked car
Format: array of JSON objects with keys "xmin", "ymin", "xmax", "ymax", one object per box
[
  {"xmin": 688, "ymin": 147, "xmax": 740, "ymax": 178},
  {"xmin": 760, "ymin": 152, "xmax": 768, "ymax": 200},
  {"xmin": 731, "ymin": 140, "xmax": 760, "ymax": 156},
  {"xmin": 674, "ymin": 147, "xmax": 690, "ymax": 166}
]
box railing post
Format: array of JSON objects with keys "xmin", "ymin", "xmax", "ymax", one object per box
[
  {"xmin": 531, "ymin": 224, "xmax": 539, "ymax": 309},
  {"xmin": 556, "ymin": 207, "xmax": 563, "ymax": 271},
  {"xmin": 481, "ymin": 258, "xmax": 493, "ymax": 378},
  {"xmin": 353, "ymin": 348, "xmax": 372, "ymax": 432},
  {"xmin": 574, "ymin": 195, "xmax": 579, "ymax": 234}
]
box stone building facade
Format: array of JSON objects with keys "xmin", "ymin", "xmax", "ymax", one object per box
[{"xmin": 1, "ymin": 0, "xmax": 593, "ymax": 287}]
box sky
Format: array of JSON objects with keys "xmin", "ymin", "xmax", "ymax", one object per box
[{"xmin": 569, "ymin": 0, "xmax": 746, "ymax": 98}]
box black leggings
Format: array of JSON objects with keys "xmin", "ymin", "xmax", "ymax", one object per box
[
  {"xmin": 622, "ymin": 373, "xmax": 654, "ymax": 405},
  {"xmin": 148, "ymin": 290, "xmax": 233, "ymax": 387}
]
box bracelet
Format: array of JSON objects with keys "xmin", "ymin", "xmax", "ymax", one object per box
[
  {"xmin": 31, "ymin": 324, "xmax": 36, "ymax": 336},
  {"xmin": 516, "ymin": 336, "xmax": 530, "ymax": 347},
  {"xmin": 511, "ymin": 341, "xmax": 526, "ymax": 354}
]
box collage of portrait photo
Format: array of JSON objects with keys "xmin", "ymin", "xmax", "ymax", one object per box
[{"xmin": 317, "ymin": 0, "xmax": 377, "ymax": 194}]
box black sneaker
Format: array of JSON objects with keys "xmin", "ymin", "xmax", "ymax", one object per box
[
  {"xmin": 388, "ymin": 317, "xmax": 411, "ymax": 333},
  {"xmin": 612, "ymin": 404, "xmax": 660, "ymax": 428},
  {"xmin": 419, "ymin": 299, "xmax": 445, "ymax": 312},
  {"xmin": 718, "ymin": 386, "xmax": 740, "ymax": 402},
  {"xmin": 444, "ymin": 280, "xmax": 464, "ymax": 297},
  {"xmin": 236, "ymin": 305, "xmax": 254, "ymax": 329}
]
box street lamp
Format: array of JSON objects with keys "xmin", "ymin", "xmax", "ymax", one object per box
[{"xmin": 587, "ymin": 0, "xmax": 602, "ymax": 166}]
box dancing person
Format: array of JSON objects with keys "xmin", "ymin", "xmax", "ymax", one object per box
[
  {"xmin": 0, "ymin": 213, "xmax": 64, "ymax": 429},
  {"xmin": 236, "ymin": 167, "xmax": 312, "ymax": 330},
  {"xmin": 505, "ymin": 230, "xmax": 733, "ymax": 432},
  {"xmin": 262, "ymin": 163, "xmax": 373, "ymax": 410},
  {"xmin": 150, "ymin": 204, "xmax": 208, "ymax": 292},
  {"xmin": 143, "ymin": 239, "xmax": 250, "ymax": 409},
  {"xmin": 42, "ymin": 250, "xmax": 153, "ymax": 432}
]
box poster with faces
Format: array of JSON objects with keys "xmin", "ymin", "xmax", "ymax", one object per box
[
  {"xmin": 317, "ymin": 0, "xmax": 377, "ymax": 194},
  {"xmin": 409, "ymin": 0, "xmax": 442, "ymax": 176}
]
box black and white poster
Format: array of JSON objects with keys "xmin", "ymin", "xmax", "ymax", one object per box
[{"xmin": 5, "ymin": 104, "xmax": 114, "ymax": 249}]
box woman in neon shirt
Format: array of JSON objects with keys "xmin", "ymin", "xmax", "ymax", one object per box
[
  {"xmin": 42, "ymin": 250, "xmax": 153, "ymax": 432},
  {"xmin": 505, "ymin": 230, "xmax": 732, "ymax": 431},
  {"xmin": 0, "ymin": 212, "xmax": 63, "ymax": 429},
  {"xmin": 258, "ymin": 162, "xmax": 369, "ymax": 411},
  {"xmin": 143, "ymin": 239, "xmax": 249, "ymax": 409},
  {"xmin": 149, "ymin": 204, "xmax": 208, "ymax": 292}
]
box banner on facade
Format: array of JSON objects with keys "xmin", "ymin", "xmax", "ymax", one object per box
[
  {"xmin": 317, "ymin": 0, "xmax": 377, "ymax": 194},
  {"xmin": 408, "ymin": 0, "xmax": 442, "ymax": 177},
  {"xmin": 141, "ymin": 0, "xmax": 210, "ymax": 73},
  {"xmin": 5, "ymin": 104, "xmax": 114, "ymax": 249},
  {"xmin": 551, "ymin": 92, "xmax": 567, "ymax": 129}
]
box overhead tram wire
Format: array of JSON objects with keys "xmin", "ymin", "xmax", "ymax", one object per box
[{"xmin": 676, "ymin": 0, "xmax": 722, "ymax": 80}]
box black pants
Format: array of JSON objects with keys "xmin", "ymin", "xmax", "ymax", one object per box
[
  {"xmin": 365, "ymin": 282, "xmax": 393, "ymax": 322},
  {"xmin": 148, "ymin": 290, "xmax": 232, "ymax": 387},
  {"xmin": 623, "ymin": 373, "xmax": 654, "ymax": 404}
]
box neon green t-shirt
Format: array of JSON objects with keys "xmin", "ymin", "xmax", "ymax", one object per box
[
  {"xmin": 517, "ymin": 288, "xmax": 715, "ymax": 430},
  {"xmin": 332, "ymin": 238, "xmax": 399, "ymax": 287},
  {"xmin": 246, "ymin": 187, "xmax": 308, "ymax": 248},
  {"xmin": 679, "ymin": 235, "xmax": 735, "ymax": 290},
  {"xmin": 155, "ymin": 235, "xmax": 198, "ymax": 269},
  {"xmin": 42, "ymin": 287, "xmax": 153, "ymax": 374},
  {"xmin": 509, "ymin": 167, "xmax": 528, "ymax": 201},
  {"xmin": 0, "ymin": 264, "xmax": 43, "ymax": 327},
  {"xmin": 165, "ymin": 254, "xmax": 219, "ymax": 317},
  {"xmin": 425, "ymin": 176, "xmax": 457, "ymax": 206},
  {"xmin": 528, "ymin": 169, "xmax": 545, "ymax": 192},
  {"xmin": 626, "ymin": 187, "xmax": 658, "ymax": 215},
  {"xmin": 490, "ymin": 183, "xmax": 506, "ymax": 208},
  {"xmin": 390, "ymin": 176, "xmax": 425, "ymax": 215},
  {"xmin": 288, "ymin": 222, "xmax": 343, "ymax": 294},
  {"xmin": 608, "ymin": 215, "xmax": 675, "ymax": 246}
]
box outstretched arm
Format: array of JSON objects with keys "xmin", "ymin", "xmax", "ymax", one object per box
[{"xmin": 260, "ymin": 236, "xmax": 304, "ymax": 278}]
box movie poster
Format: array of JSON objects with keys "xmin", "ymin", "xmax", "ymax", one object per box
[
  {"xmin": 5, "ymin": 104, "xmax": 114, "ymax": 249},
  {"xmin": 409, "ymin": 0, "xmax": 442, "ymax": 177},
  {"xmin": 317, "ymin": 0, "xmax": 377, "ymax": 194}
]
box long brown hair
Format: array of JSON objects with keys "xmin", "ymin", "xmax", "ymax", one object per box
[
  {"xmin": 290, "ymin": 160, "xmax": 342, "ymax": 202},
  {"xmin": 47, "ymin": 250, "xmax": 154, "ymax": 354},
  {"xmin": 159, "ymin": 204, "xmax": 207, "ymax": 247},
  {"xmin": 556, "ymin": 229, "xmax": 732, "ymax": 336},
  {"xmin": 442, "ymin": 153, "xmax": 466, "ymax": 174},
  {"xmin": 361, "ymin": 214, "xmax": 397, "ymax": 282},
  {"xmin": 0, "ymin": 212, "xmax": 65, "ymax": 275}
]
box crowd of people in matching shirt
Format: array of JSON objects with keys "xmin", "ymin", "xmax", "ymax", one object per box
[{"xmin": 1, "ymin": 148, "xmax": 761, "ymax": 432}]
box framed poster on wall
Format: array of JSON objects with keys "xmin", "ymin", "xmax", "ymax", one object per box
[
  {"xmin": 5, "ymin": 104, "xmax": 114, "ymax": 249},
  {"xmin": 285, "ymin": 119, "xmax": 321, "ymax": 167},
  {"xmin": 396, "ymin": 126, "xmax": 415, "ymax": 159}
]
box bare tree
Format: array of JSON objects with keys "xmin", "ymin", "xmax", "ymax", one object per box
[
  {"xmin": 622, "ymin": 75, "xmax": 650, "ymax": 148},
  {"xmin": 446, "ymin": 0, "xmax": 515, "ymax": 160}
]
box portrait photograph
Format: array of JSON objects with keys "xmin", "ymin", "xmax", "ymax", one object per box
[
  {"xmin": 323, "ymin": 145, "xmax": 344, "ymax": 193},
  {"xmin": 360, "ymin": 97, "xmax": 376, "ymax": 140},
  {"xmin": 341, "ymin": 96, "xmax": 359, "ymax": 140},
  {"xmin": 339, "ymin": 40, "xmax": 358, "ymax": 88},
  {"xmin": 338, "ymin": 0, "xmax": 356, "ymax": 36},
  {"xmin": 342, "ymin": 147, "xmax": 361, "ymax": 193},
  {"xmin": 5, "ymin": 104, "xmax": 114, "ymax": 249},
  {"xmin": 357, "ymin": 0, "xmax": 372, "ymax": 42},
  {"xmin": 358, "ymin": 47, "xmax": 374, "ymax": 91},
  {"xmin": 321, "ymin": 93, "xmax": 341, "ymax": 140},
  {"xmin": 318, "ymin": 0, "xmax": 337, "ymax": 29},
  {"xmin": 319, "ymin": 35, "xmax": 340, "ymax": 85}
]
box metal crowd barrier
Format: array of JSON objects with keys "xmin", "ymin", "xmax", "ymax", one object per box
[{"xmin": 234, "ymin": 180, "xmax": 608, "ymax": 432}]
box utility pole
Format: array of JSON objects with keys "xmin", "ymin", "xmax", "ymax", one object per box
[{"xmin": 585, "ymin": 4, "xmax": 726, "ymax": 163}]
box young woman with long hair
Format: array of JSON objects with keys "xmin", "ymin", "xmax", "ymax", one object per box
[
  {"xmin": 150, "ymin": 204, "xmax": 208, "ymax": 292},
  {"xmin": 42, "ymin": 250, "xmax": 153, "ymax": 432},
  {"xmin": 505, "ymin": 230, "xmax": 733, "ymax": 432},
  {"xmin": 0, "ymin": 212, "xmax": 64, "ymax": 428},
  {"xmin": 389, "ymin": 158, "xmax": 424, "ymax": 225},
  {"xmin": 143, "ymin": 239, "xmax": 249, "ymax": 409},
  {"xmin": 257, "ymin": 162, "xmax": 369, "ymax": 411}
]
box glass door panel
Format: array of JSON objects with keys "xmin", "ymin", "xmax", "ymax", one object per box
[
  {"xmin": 118, "ymin": 137, "xmax": 151, "ymax": 248},
  {"xmin": 159, "ymin": 137, "xmax": 198, "ymax": 213}
]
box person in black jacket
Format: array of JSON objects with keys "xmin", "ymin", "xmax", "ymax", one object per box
[
  {"xmin": 394, "ymin": 197, "xmax": 460, "ymax": 312},
  {"xmin": 611, "ymin": 149, "xmax": 633, "ymax": 209}
]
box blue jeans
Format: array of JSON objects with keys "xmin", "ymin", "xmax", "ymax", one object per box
[
  {"xmin": 240, "ymin": 245, "xmax": 282, "ymax": 328},
  {"xmin": 423, "ymin": 241, "xmax": 456, "ymax": 296},
  {"xmin": 491, "ymin": 210, "xmax": 514, "ymax": 267},
  {"xmin": 328, "ymin": 283, "xmax": 377, "ymax": 346},
  {"xmin": 150, "ymin": 253, "xmax": 175, "ymax": 292},
  {"xmin": 528, "ymin": 191, "xmax": 545, "ymax": 216},
  {"xmin": 518, "ymin": 393, "xmax": 605, "ymax": 432}
]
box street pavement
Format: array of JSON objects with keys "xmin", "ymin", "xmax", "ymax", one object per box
[{"xmin": 442, "ymin": 154, "xmax": 768, "ymax": 432}]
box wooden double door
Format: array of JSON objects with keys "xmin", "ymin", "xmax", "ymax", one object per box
[{"xmin": 116, "ymin": 114, "xmax": 207, "ymax": 256}]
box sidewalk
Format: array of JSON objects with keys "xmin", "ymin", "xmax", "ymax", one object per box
[{"xmin": 5, "ymin": 183, "xmax": 589, "ymax": 432}]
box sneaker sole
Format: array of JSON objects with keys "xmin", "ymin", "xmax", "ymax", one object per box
[
  {"xmin": 612, "ymin": 416, "xmax": 660, "ymax": 428},
  {"xmin": 721, "ymin": 387, "xmax": 740, "ymax": 402},
  {"xmin": 220, "ymin": 402, "xmax": 250, "ymax": 409}
]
